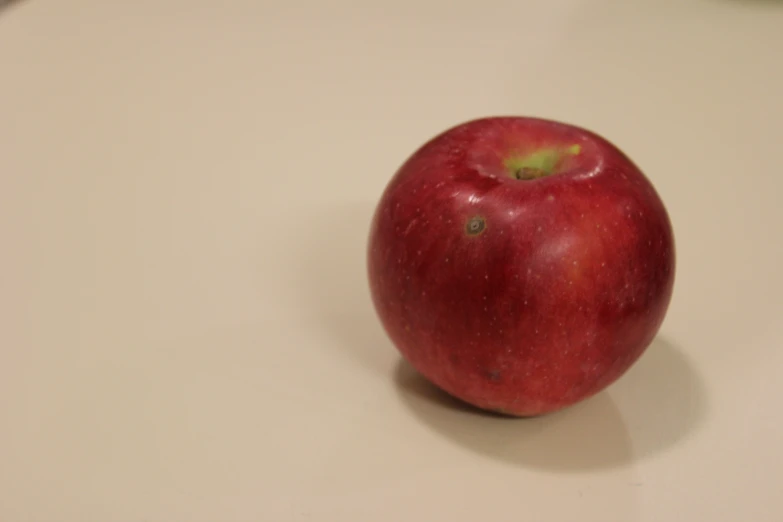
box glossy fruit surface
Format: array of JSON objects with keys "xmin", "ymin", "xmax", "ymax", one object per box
[{"xmin": 367, "ymin": 116, "xmax": 675, "ymax": 416}]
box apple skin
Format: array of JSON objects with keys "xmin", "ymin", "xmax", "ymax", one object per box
[{"xmin": 367, "ymin": 116, "xmax": 675, "ymax": 416}]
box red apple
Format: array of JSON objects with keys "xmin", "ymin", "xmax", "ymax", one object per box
[{"xmin": 367, "ymin": 116, "xmax": 675, "ymax": 416}]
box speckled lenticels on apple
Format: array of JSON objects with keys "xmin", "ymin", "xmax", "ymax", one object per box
[{"xmin": 367, "ymin": 116, "xmax": 675, "ymax": 417}]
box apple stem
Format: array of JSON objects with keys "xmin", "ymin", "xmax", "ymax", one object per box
[{"xmin": 515, "ymin": 167, "xmax": 549, "ymax": 180}]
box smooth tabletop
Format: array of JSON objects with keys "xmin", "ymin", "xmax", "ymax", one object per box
[{"xmin": 2, "ymin": 1, "xmax": 782, "ymax": 520}]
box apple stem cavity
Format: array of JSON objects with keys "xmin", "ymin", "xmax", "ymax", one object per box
[
  {"xmin": 506, "ymin": 144, "xmax": 581, "ymax": 180},
  {"xmin": 514, "ymin": 167, "xmax": 549, "ymax": 180}
]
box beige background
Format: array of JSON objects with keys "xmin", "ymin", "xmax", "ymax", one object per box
[{"xmin": 2, "ymin": 0, "xmax": 782, "ymax": 520}]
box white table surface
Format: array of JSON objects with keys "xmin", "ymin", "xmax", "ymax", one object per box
[{"xmin": 2, "ymin": 0, "xmax": 782, "ymax": 520}]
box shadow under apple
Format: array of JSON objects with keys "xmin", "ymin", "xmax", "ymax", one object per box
[
  {"xmin": 0, "ymin": 0, "xmax": 24, "ymax": 14},
  {"xmin": 394, "ymin": 337, "xmax": 708, "ymax": 472}
]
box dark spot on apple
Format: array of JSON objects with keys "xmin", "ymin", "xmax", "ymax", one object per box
[
  {"xmin": 487, "ymin": 369, "xmax": 501, "ymax": 382},
  {"xmin": 465, "ymin": 216, "xmax": 486, "ymax": 236}
]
